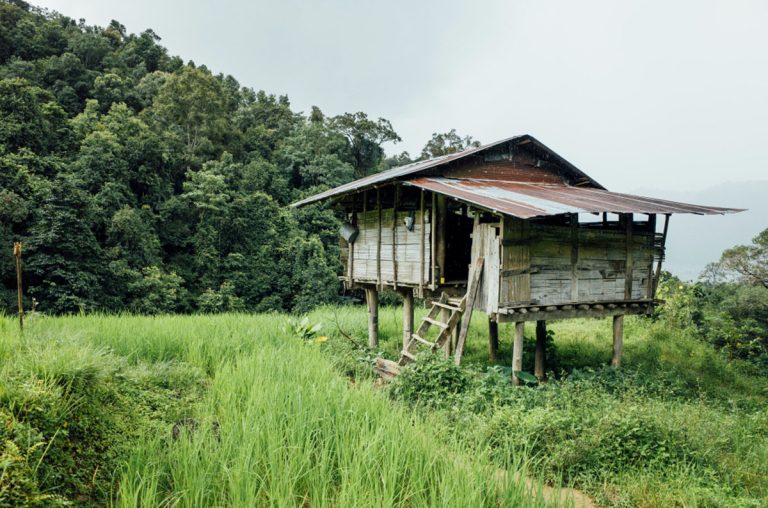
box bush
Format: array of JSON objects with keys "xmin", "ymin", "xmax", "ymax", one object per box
[{"xmin": 390, "ymin": 353, "xmax": 470, "ymax": 408}]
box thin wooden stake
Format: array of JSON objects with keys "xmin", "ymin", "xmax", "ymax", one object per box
[
  {"xmin": 612, "ymin": 315, "xmax": 624, "ymax": 368},
  {"xmin": 535, "ymin": 320, "xmax": 546, "ymax": 381},
  {"xmin": 512, "ymin": 322, "xmax": 524, "ymax": 385},
  {"xmin": 13, "ymin": 242, "xmax": 23, "ymax": 332}
]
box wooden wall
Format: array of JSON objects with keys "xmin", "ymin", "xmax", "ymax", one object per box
[
  {"xmin": 470, "ymin": 221, "xmax": 500, "ymax": 314},
  {"xmin": 346, "ymin": 208, "xmax": 431, "ymax": 286},
  {"xmin": 500, "ymin": 216, "xmax": 657, "ymax": 306}
]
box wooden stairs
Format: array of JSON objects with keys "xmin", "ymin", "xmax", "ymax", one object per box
[{"xmin": 375, "ymin": 257, "xmax": 484, "ymax": 379}]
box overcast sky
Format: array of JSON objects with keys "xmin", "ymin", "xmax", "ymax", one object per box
[{"xmin": 37, "ymin": 0, "xmax": 767, "ymax": 194}]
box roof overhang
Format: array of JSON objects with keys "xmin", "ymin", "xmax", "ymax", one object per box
[{"xmin": 403, "ymin": 178, "xmax": 744, "ymax": 218}]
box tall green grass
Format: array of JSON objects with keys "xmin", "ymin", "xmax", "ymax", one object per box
[
  {"xmin": 305, "ymin": 303, "xmax": 767, "ymax": 507},
  {"xmin": 1, "ymin": 313, "xmax": 557, "ymax": 507}
]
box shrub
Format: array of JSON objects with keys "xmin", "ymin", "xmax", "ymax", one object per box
[{"xmin": 390, "ymin": 353, "xmax": 470, "ymax": 408}]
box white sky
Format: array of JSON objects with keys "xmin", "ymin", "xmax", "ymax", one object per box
[{"xmin": 36, "ymin": 0, "xmax": 768, "ymax": 194}]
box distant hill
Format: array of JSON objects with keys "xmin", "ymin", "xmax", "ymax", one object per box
[{"xmin": 633, "ymin": 181, "xmax": 768, "ymax": 280}]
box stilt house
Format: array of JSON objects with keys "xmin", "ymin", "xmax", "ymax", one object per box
[{"xmin": 292, "ymin": 135, "xmax": 741, "ymax": 382}]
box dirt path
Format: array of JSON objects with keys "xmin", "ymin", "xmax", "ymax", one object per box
[{"xmin": 499, "ymin": 469, "xmax": 597, "ymax": 508}]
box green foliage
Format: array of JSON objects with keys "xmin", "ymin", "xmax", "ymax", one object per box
[
  {"xmin": 284, "ymin": 316, "xmax": 323, "ymax": 341},
  {"xmin": 419, "ymin": 128, "xmax": 480, "ymax": 160},
  {"xmin": 0, "ymin": 320, "xmax": 207, "ymax": 506},
  {"xmin": 0, "ymin": 3, "xmax": 405, "ymax": 315},
  {"xmin": 312, "ymin": 302, "xmax": 768, "ymax": 508},
  {"xmin": 391, "ymin": 353, "xmax": 470, "ymax": 408}
]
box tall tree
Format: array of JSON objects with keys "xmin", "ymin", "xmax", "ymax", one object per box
[
  {"xmin": 420, "ymin": 128, "xmax": 480, "ymax": 160},
  {"xmin": 328, "ymin": 111, "xmax": 401, "ymax": 178}
]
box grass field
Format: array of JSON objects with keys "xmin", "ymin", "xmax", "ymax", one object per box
[
  {"xmin": 305, "ymin": 302, "xmax": 768, "ymax": 507},
  {"xmin": 0, "ymin": 312, "xmax": 558, "ymax": 507},
  {"xmin": 1, "ymin": 304, "xmax": 766, "ymax": 507}
]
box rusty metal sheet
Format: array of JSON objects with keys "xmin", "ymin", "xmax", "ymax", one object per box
[
  {"xmin": 404, "ymin": 178, "xmax": 743, "ymax": 218},
  {"xmin": 290, "ymin": 134, "xmax": 604, "ymax": 207}
]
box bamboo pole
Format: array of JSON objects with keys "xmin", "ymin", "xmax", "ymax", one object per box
[{"xmin": 13, "ymin": 242, "xmax": 23, "ymax": 332}]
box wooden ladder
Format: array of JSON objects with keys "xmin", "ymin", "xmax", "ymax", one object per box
[
  {"xmin": 398, "ymin": 292, "xmax": 464, "ymax": 365},
  {"xmin": 374, "ymin": 257, "xmax": 484, "ymax": 379},
  {"xmin": 398, "ymin": 256, "xmax": 485, "ymax": 366}
]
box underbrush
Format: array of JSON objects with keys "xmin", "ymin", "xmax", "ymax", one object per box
[
  {"xmin": 0, "ymin": 320, "xmax": 206, "ymax": 506},
  {"xmin": 313, "ymin": 306, "xmax": 768, "ymax": 507}
]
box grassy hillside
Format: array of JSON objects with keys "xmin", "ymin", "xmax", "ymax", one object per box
[
  {"xmin": 0, "ymin": 313, "xmax": 555, "ymax": 507},
  {"xmin": 305, "ymin": 304, "xmax": 768, "ymax": 507},
  {"xmin": 1, "ymin": 306, "xmax": 765, "ymax": 507}
]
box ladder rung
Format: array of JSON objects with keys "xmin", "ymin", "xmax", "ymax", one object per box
[
  {"xmin": 433, "ymin": 301, "xmax": 461, "ymax": 311},
  {"xmin": 424, "ymin": 317, "xmax": 449, "ymax": 329},
  {"xmin": 401, "ymin": 350, "xmax": 416, "ymax": 360},
  {"xmin": 411, "ymin": 334, "xmax": 434, "ymax": 347},
  {"xmin": 448, "ymin": 297, "xmax": 463, "ymax": 305}
]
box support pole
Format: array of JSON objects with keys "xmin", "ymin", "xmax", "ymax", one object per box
[
  {"xmin": 365, "ymin": 287, "xmax": 379, "ymax": 348},
  {"xmin": 512, "ymin": 321, "xmax": 524, "ymax": 385},
  {"xmin": 441, "ymin": 307, "xmax": 451, "ymax": 358},
  {"xmin": 451, "ymin": 316, "xmax": 461, "ymax": 356},
  {"xmin": 401, "ymin": 289, "xmax": 414, "ymax": 352},
  {"xmin": 612, "ymin": 315, "xmax": 624, "ymax": 368},
  {"xmin": 535, "ymin": 320, "xmax": 547, "ymax": 381},
  {"xmin": 436, "ymin": 194, "xmax": 447, "ymax": 285},
  {"xmin": 13, "ymin": 242, "xmax": 23, "ymax": 332},
  {"xmin": 488, "ymin": 317, "xmax": 499, "ymax": 362}
]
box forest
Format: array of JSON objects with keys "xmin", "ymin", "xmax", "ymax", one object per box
[
  {"xmin": 1, "ymin": 1, "xmax": 767, "ymax": 507},
  {"xmin": 0, "ymin": 0, "xmax": 481, "ymax": 315}
]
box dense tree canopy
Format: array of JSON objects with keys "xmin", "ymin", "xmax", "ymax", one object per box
[
  {"xmin": 0, "ymin": 1, "xmax": 387, "ymax": 314},
  {"xmin": 0, "ymin": 1, "xmax": 480, "ymax": 314}
]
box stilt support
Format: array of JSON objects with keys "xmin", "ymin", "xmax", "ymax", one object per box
[
  {"xmin": 488, "ymin": 317, "xmax": 499, "ymax": 362},
  {"xmin": 612, "ymin": 314, "xmax": 624, "ymax": 367},
  {"xmin": 535, "ymin": 320, "xmax": 546, "ymax": 381},
  {"xmin": 512, "ymin": 321, "xmax": 524, "ymax": 385},
  {"xmin": 365, "ymin": 287, "xmax": 379, "ymax": 348},
  {"xmin": 401, "ymin": 290, "xmax": 414, "ymax": 352}
]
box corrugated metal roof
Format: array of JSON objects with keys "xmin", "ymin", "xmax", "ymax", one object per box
[
  {"xmin": 404, "ymin": 178, "xmax": 743, "ymax": 218},
  {"xmin": 290, "ymin": 134, "xmax": 604, "ymax": 207}
]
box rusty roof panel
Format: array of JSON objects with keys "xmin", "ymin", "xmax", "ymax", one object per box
[
  {"xmin": 290, "ymin": 135, "xmax": 525, "ymax": 207},
  {"xmin": 404, "ymin": 178, "xmax": 743, "ymax": 218},
  {"xmin": 290, "ymin": 134, "xmax": 605, "ymax": 207}
]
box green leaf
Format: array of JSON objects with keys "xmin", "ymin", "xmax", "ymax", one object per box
[{"xmin": 514, "ymin": 370, "xmax": 539, "ymax": 385}]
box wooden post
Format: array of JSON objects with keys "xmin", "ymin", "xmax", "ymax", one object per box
[
  {"xmin": 436, "ymin": 194, "xmax": 447, "ymax": 285},
  {"xmin": 392, "ymin": 185, "xmax": 399, "ymax": 289},
  {"xmin": 441, "ymin": 307, "xmax": 451, "ymax": 358},
  {"xmin": 430, "ymin": 192, "xmax": 437, "ymax": 289},
  {"xmin": 612, "ymin": 315, "xmax": 624, "ymax": 367},
  {"xmin": 419, "ymin": 190, "xmax": 425, "ymax": 295},
  {"xmin": 535, "ymin": 320, "xmax": 546, "ymax": 381},
  {"xmin": 570, "ymin": 213, "xmax": 579, "ymax": 301},
  {"xmin": 365, "ymin": 287, "xmax": 379, "ymax": 348},
  {"xmin": 376, "ymin": 188, "xmax": 382, "ymax": 291},
  {"xmin": 488, "ymin": 317, "xmax": 499, "ymax": 362},
  {"xmin": 401, "ymin": 289, "xmax": 414, "ymax": 352},
  {"xmin": 13, "ymin": 242, "xmax": 23, "ymax": 332},
  {"xmin": 652, "ymin": 214, "xmax": 671, "ymax": 296},
  {"xmin": 645, "ymin": 214, "xmax": 656, "ymax": 299},
  {"xmin": 348, "ymin": 211, "xmax": 356, "ymax": 285},
  {"xmin": 624, "ymin": 213, "xmax": 634, "ymax": 300},
  {"xmin": 452, "ymin": 316, "xmax": 461, "ymax": 355},
  {"xmin": 512, "ymin": 321, "xmax": 524, "ymax": 385}
]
